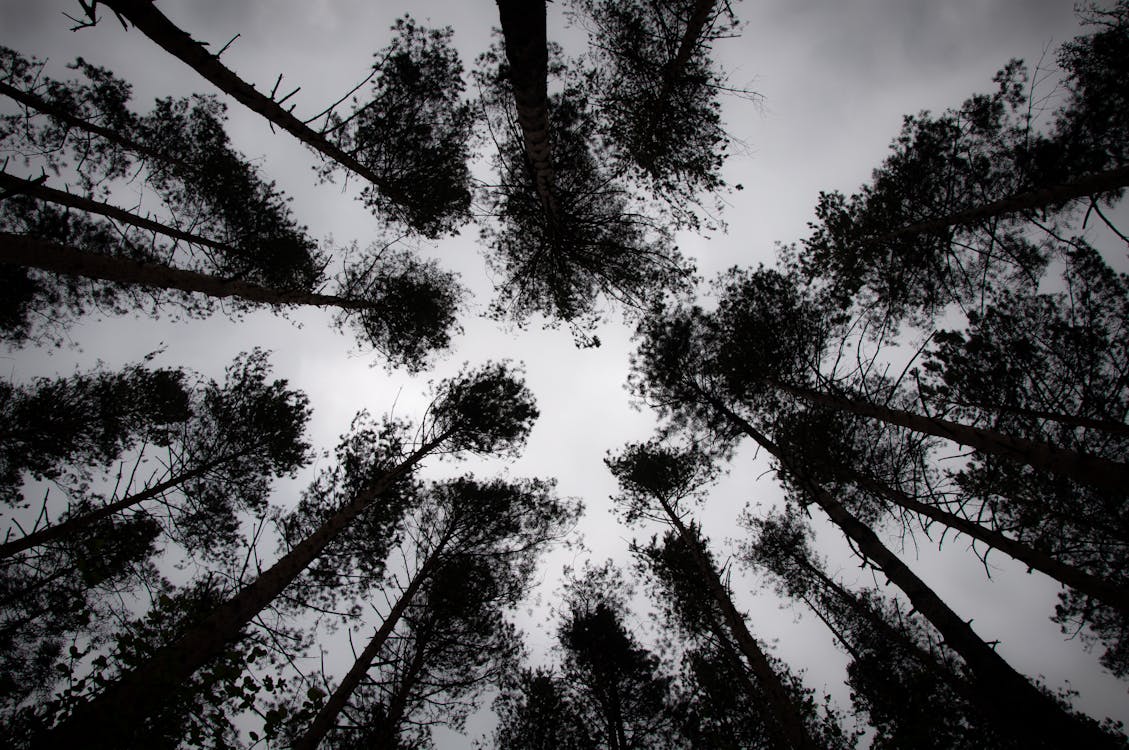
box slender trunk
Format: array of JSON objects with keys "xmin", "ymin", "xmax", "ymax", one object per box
[
  {"xmin": 292, "ymin": 551, "xmax": 442, "ymax": 750},
  {"xmin": 0, "ymin": 80, "xmax": 165, "ymax": 164},
  {"xmin": 847, "ymin": 470, "xmax": 1129, "ymax": 616},
  {"xmin": 376, "ymin": 623, "xmax": 432, "ymax": 748},
  {"xmin": 1, "ymin": 234, "xmax": 369, "ymax": 309},
  {"xmin": 796, "ymin": 590, "xmax": 864, "ymax": 663},
  {"xmin": 929, "ymin": 396, "xmax": 1129, "ymax": 438},
  {"xmin": 0, "ymin": 171, "xmax": 235, "ymax": 254},
  {"xmin": 653, "ymin": 0, "xmax": 716, "ymax": 108},
  {"xmin": 705, "ymin": 394, "xmax": 1121, "ymax": 750},
  {"xmin": 869, "ymin": 165, "xmax": 1129, "ymax": 244},
  {"xmin": 656, "ymin": 498, "xmax": 820, "ymax": 750},
  {"xmin": 34, "ymin": 435, "xmax": 446, "ymax": 750},
  {"xmin": 0, "ymin": 456, "xmax": 230, "ymax": 560},
  {"xmin": 495, "ymin": 0, "xmax": 557, "ymax": 220},
  {"xmin": 92, "ymin": 0, "xmax": 412, "ymax": 216},
  {"xmin": 770, "ymin": 379, "xmax": 1129, "ymax": 494}
]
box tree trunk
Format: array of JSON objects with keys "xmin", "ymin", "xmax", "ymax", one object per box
[
  {"xmin": 0, "ymin": 80, "xmax": 165, "ymax": 164},
  {"xmin": 0, "ymin": 171, "xmax": 234, "ymax": 254},
  {"xmin": 495, "ymin": 0, "xmax": 557, "ymax": 220},
  {"xmin": 705, "ymin": 394, "xmax": 1122, "ymax": 750},
  {"xmin": 34, "ymin": 435, "xmax": 446, "ymax": 750},
  {"xmin": 653, "ymin": 0, "xmax": 717, "ymax": 110},
  {"xmin": 376, "ymin": 622, "xmax": 432, "ymax": 748},
  {"xmin": 1, "ymin": 233, "xmax": 370, "ymax": 309},
  {"xmin": 656, "ymin": 497, "xmax": 820, "ymax": 750},
  {"xmin": 846, "ymin": 469, "xmax": 1129, "ymax": 616},
  {"xmin": 0, "ymin": 455, "xmax": 232, "ymax": 560},
  {"xmin": 292, "ymin": 552, "xmax": 441, "ymax": 750},
  {"xmin": 928, "ymin": 396, "xmax": 1129, "ymax": 439},
  {"xmin": 769, "ymin": 379, "xmax": 1129, "ymax": 494},
  {"xmin": 91, "ymin": 0, "xmax": 413, "ymax": 218},
  {"xmin": 868, "ymin": 165, "xmax": 1129, "ymax": 244}
]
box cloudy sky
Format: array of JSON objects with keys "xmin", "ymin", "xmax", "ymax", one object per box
[{"xmin": 2, "ymin": 0, "xmax": 1125, "ymax": 744}]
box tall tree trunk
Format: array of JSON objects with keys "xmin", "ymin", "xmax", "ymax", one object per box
[
  {"xmin": 376, "ymin": 622, "xmax": 432, "ymax": 748},
  {"xmin": 0, "ymin": 172, "xmax": 235, "ymax": 255},
  {"xmin": 34, "ymin": 434, "xmax": 447, "ymax": 750},
  {"xmin": 867, "ymin": 165, "xmax": 1129, "ymax": 245},
  {"xmin": 927, "ymin": 396, "xmax": 1129, "ymax": 439},
  {"xmin": 768, "ymin": 379, "xmax": 1129, "ymax": 494},
  {"xmin": 292, "ymin": 550, "xmax": 443, "ymax": 750},
  {"xmin": 655, "ymin": 498, "xmax": 820, "ymax": 750},
  {"xmin": 0, "ymin": 80, "xmax": 165, "ymax": 163},
  {"xmin": 495, "ymin": 0, "xmax": 557, "ymax": 220},
  {"xmin": 845, "ymin": 469, "xmax": 1129, "ymax": 616},
  {"xmin": 0, "ymin": 454, "xmax": 235, "ymax": 560},
  {"xmin": 88, "ymin": 0, "xmax": 413, "ymax": 217},
  {"xmin": 704, "ymin": 393, "xmax": 1122, "ymax": 750},
  {"xmin": 652, "ymin": 0, "xmax": 717, "ymax": 110},
  {"xmin": 1, "ymin": 234, "xmax": 369, "ymax": 309}
]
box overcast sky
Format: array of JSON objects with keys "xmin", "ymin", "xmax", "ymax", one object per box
[{"xmin": 2, "ymin": 0, "xmax": 1125, "ymax": 745}]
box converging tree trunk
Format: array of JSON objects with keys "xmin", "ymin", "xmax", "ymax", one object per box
[
  {"xmin": 704, "ymin": 394, "xmax": 1122, "ymax": 750},
  {"xmin": 0, "ymin": 172, "xmax": 236, "ymax": 254},
  {"xmin": 292, "ymin": 553, "xmax": 440, "ymax": 750},
  {"xmin": 85, "ymin": 0, "xmax": 415, "ymax": 214},
  {"xmin": 844, "ymin": 469, "xmax": 1129, "ymax": 616},
  {"xmin": 0, "ymin": 457, "xmax": 229, "ymax": 560},
  {"xmin": 868, "ymin": 165, "xmax": 1129, "ymax": 245},
  {"xmin": 653, "ymin": 496, "xmax": 820, "ymax": 750},
  {"xmin": 653, "ymin": 0, "xmax": 717, "ymax": 112},
  {"xmin": 34, "ymin": 434, "xmax": 447, "ymax": 750},
  {"xmin": 1, "ymin": 234, "xmax": 368, "ymax": 309},
  {"xmin": 767, "ymin": 379, "xmax": 1129, "ymax": 494},
  {"xmin": 495, "ymin": 0, "xmax": 557, "ymax": 219}
]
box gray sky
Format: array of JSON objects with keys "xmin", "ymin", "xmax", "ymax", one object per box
[{"xmin": 2, "ymin": 0, "xmax": 1125, "ymax": 745}]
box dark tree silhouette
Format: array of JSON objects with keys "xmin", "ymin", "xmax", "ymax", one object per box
[
  {"xmin": 629, "ymin": 300, "xmax": 1127, "ymax": 749},
  {"xmin": 68, "ymin": 4, "xmax": 474, "ymax": 237},
  {"xmin": 0, "ymin": 358, "xmax": 190, "ymax": 507},
  {"xmin": 2, "ymin": 349, "xmax": 312, "ymax": 560},
  {"xmin": 492, "ymin": 667, "xmax": 596, "ymax": 750},
  {"xmin": 792, "ymin": 6, "xmax": 1129, "ymax": 322},
  {"xmin": 32, "ymin": 362, "xmax": 539, "ymax": 749},
  {"xmin": 608, "ymin": 440, "xmax": 829, "ymax": 750}
]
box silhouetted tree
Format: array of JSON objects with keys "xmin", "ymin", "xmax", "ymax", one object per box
[
  {"xmin": 33, "ymin": 362, "xmax": 539, "ymax": 749},
  {"xmin": 2, "ymin": 350, "xmax": 312, "ymax": 560},
  {"xmin": 66, "ymin": 5, "xmax": 474, "ymax": 237}
]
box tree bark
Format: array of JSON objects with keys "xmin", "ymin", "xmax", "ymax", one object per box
[
  {"xmin": 91, "ymin": 0, "xmax": 414, "ymax": 218},
  {"xmin": 868, "ymin": 166, "xmax": 1129, "ymax": 244},
  {"xmin": 769, "ymin": 379, "xmax": 1129, "ymax": 494},
  {"xmin": 1, "ymin": 234, "xmax": 370, "ymax": 309},
  {"xmin": 0, "ymin": 171, "xmax": 235, "ymax": 253},
  {"xmin": 655, "ymin": 497, "xmax": 820, "ymax": 750},
  {"xmin": 292, "ymin": 552, "xmax": 441, "ymax": 750},
  {"xmin": 845, "ymin": 470, "xmax": 1129, "ymax": 617},
  {"xmin": 0, "ymin": 455, "xmax": 232, "ymax": 560},
  {"xmin": 705, "ymin": 394, "xmax": 1122, "ymax": 750},
  {"xmin": 34, "ymin": 434, "xmax": 446, "ymax": 750},
  {"xmin": 495, "ymin": 0, "xmax": 557, "ymax": 220}
]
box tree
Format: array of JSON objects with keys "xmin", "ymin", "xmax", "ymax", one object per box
[
  {"xmin": 553, "ymin": 562, "xmax": 684, "ymax": 749},
  {"xmin": 70, "ymin": 4, "xmax": 475, "ymax": 237},
  {"xmin": 291, "ymin": 474, "xmax": 577, "ymax": 749},
  {"xmin": 0, "ymin": 358, "xmax": 190, "ymax": 507},
  {"xmin": 607, "ymin": 440, "xmax": 829, "ymax": 750},
  {"xmin": 478, "ymin": 34, "xmax": 691, "ymax": 333},
  {"xmin": 629, "ymin": 299, "xmax": 1127, "ymax": 749},
  {"xmin": 791, "ymin": 5, "xmax": 1129, "ymax": 323},
  {"xmin": 744, "ymin": 505, "xmax": 1021, "ymax": 750},
  {"xmin": 32, "ymin": 362, "xmax": 539, "ymax": 749},
  {"xmin": 571, "ymin": 0, "xmax": 740, "ymax": 226},
  {"xmin": 493, "ymin": 667, "xmax": 598, "ymax": 750},
  {"xmin": 2, "ymin": 349, "xmax": 313, "ymax": 560}
]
